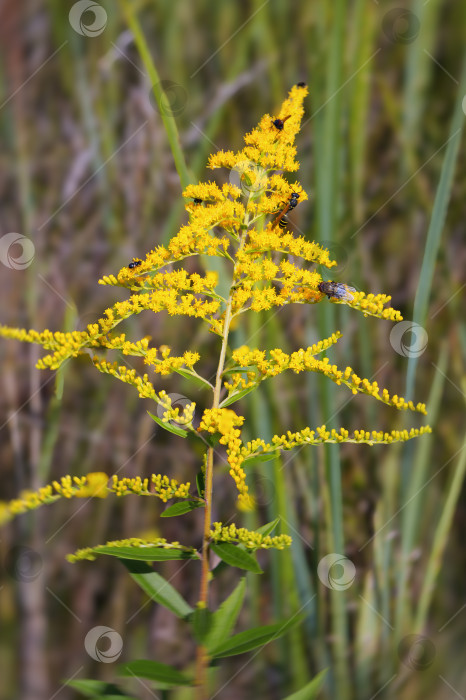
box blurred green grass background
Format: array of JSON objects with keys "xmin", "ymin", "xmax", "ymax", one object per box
[{"xmin": 0, "ymin": 1, "xmax": 465, "ymax": 698}]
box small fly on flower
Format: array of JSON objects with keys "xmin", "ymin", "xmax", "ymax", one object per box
[
  {"xmin": 272, "ymin": 115, "xmax": 291, "ymax": 131},
  {"xmin": 128, "ymin": 259, "xmax": 142, "ymax": 270},
  {"xmin": 318, "ymin": 281, "xmax": 356, "ymax": 302}
]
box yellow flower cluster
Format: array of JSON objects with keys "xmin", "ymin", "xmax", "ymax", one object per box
[
  {"xmin": 0, "ymin": 325, "xmax": 79, "ymax": 350},
  {"xmin": 0, "ymin": 470, "xmax": 196, "ymax": 527},
  {"xmin": 244, "ymin": 228, "xmax": 336, "ymax": 268},
  {"xmin": 344, "ymin": 291, "xmax": 403, "ymax": 321},
  {"xmin": 223, "ymin": 342, "xmax": 426, "ymax": 414},
  {"xmin": 92, "ymin": 362, "xmax": 197, "ymax": 426},
  {"xmin": 101, "ymin": 225, "xmax": 231, "ymax": 289},
  {"xmin": 144, "ymin": 346, "xmax": 200, "ymax": 376},
  {"xmin": 0, "ymin": 473, "xmax": 109, "ymax": 526},
  {"xmin": 109, "ymin": 269, "xmax": 222, "ymax": 299},
  {"xmin": 157, "ymin": 390, "xmax": 196, "ymax": 427},
  {"xmin": 97, "ymin": 334, "xmax": 151, "ymax": 356},
  {"xmin": 209, "ymin": 522, "xmax": 292, "ymax": 550},
  {"xmin": 239, "ymin": 425, "xmax": 432, "ymax": 461},
  {"xmin": 67, "ymin": 538, "xmax": 199, "ymax": 563},
  {"xmin": 110, "ymin": 474, "xmax": 192, "ymax": 502},
  {"xmin": 208, "ymin": 84, "xmax": 308, "ymax": 172},
  {"xmin": 269, "ymin": 425, "xmax": 432, "ymax": 450},
  {"xmin": 92, "ymin": 358, "xmax": 158, "ymax": 399},
  {"xmin": 199, "ymin": 409, "xmax": 250, "ymax": 507},
  {"xmin": 0, "ymin": 85, "xmax": 432, "ymax": 538},
  {"xmin": 224, "ymin": 334, "xmax": 342, "ymax": 394},
  {"xmin": 183, "ymin": 181, "xmax": 242, "ymax": 204},
  {"xmin": 0, "ymin": 326, "xmax": 104, "ymax": 370}
]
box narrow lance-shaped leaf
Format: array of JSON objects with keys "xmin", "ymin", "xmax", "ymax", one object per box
[
  {"xmin": 148, "ymin": 410, "xmax": 189, "ymax": 438},
  {"xmin": 255, "ymin": 518, "xmax": 280, "ymax": 537},
  {"xmin": 282, "ymin": 669, "xmax": 328, "ymax": 700},
  {"xmin": 190, "ymin": 606, "xmax": 212, "ymax": 644},
  {"xmin": 220, "ymin": 385, "xmax": 258, "ymax": 408},
  {"xmin": 211, "ymin": 522, "xmax": 280, "ymax": 578},
  {"xmin": 118, "ymin": 660, "xmax": 192, "ymax": 687},
  {"xmin": 90, "ymin": 545, "xmax": 199, "ymax": 562},
  {"xmin": 210, "ymin": 543, "xmax": 263, "ymax": 574},
  {"xmin": 122, "ymin": 560, "xmax": 193, "ymax": 619},
  {"xmin": 210, "ymin": 616, "xmax": 303, "ymax": 658},
  {"xmin": 161, "ymin": 500, "xmax": 204, "ymax": 518},
  {"xmin": 205, "ymin": 577, "xmax": 246, "ymax": 653},
  {"xmin": 196, "ymin": 468, "xmax": 205, "ymax": 498}
]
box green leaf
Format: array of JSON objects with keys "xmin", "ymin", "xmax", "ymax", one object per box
[
  {"xmin": 173, "ymin": 367, "xmax": 213, "ymax": 389},
  {"xmin": 282, "ymin": 669, "xmax": 328, "ymax": 700},
  {"xmin": 95, "ymin": 546, "xmax": 198, "ymax": 562},
  {"xmin": 66, "ymin": 679, "xmax": 136, "ymax": 698},
  {"xmin": 120, "ymin": 2, "xmax": 192, "ymax": 192},
  {"xmin": 190, "ymin": 606, "xmax": 212, "ymax": 643},
  {"xmin": 196, "ymin": 469, "xmax": 206, "ymax": 498},
  {"xmin": 118, "ymin": 660, "xmax": 192, "ymax": 687},
  {"xmin": 242, "ymin": 452, "xmax": 279, "ymax": 467},
  {"xmin": 122, "ymin": 560, "xmax": 193, "ymax": 618},
  {"xmin": 210, "ymin": 616, "xmax": 302, "ymax": 658},
  {"xmin": 220, "ymin": 385, "xmax": 257, "ymax": 408},
  {"xmin": 406, "ymin": 50, "xmax": 466, "ymax": 400},
  {"xmin": 147, "ymin": 411, "xmax": 188, "ymax": 438},
  {"xmin": 161, "ymin": 500, "xmax": 204, "ymax": 518},
  {"xmin": 210, "ymin": 543, "xmax": 263, "ymax": 574},
  {"xmin": 205, "ymin": 578, "xmax": 246, "ymax": 653},
  {"xmin": 211, "ymin": 523, "xmax": 279, "ymax": 578},
  {"xmin": 255, "ymin": 518, "xmax": 280, "ymax": 537}
]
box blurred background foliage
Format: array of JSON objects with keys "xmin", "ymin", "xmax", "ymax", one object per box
[{"xmin": 0, "ymin": 0, "xmax": 465, "ymax": 698}]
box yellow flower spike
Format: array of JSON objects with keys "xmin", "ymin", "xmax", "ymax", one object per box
[
  {"xmin": 209, "ymin": 522, "xmax": 291, "ymax": 550},
  {"xmin": 0, "ymin": 81, "xmax": 432, "ymax": 623}
]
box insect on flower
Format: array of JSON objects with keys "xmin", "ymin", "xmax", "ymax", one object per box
[
  {"xmin": 128, "ymin": 259, "xmax": 142, "ymax": 270},
  {"xmin": 296, "ymin": 81, "xmax": 307, "ymax": 87},
  {"xmin": 272, "ymin": 115, "xmax": 291, "ymax": 131},
  {"xmin": 272, "ymin": 193, "xmax": 299, "ymax": 228},
  {"xmin": 193, "ymin": 198, "xmax": 203, "ymax": 204},
  {"xmin": 278, "ymin": 215, "xmax": 289, "ymax": 229},
  {"xmin": 318, "ymin": 281, "xmax": 356, "ymax": 302}
]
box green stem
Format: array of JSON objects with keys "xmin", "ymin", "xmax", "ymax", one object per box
[
  {"xmin": 119, "ymin": 0, "xmax": 193, "ymax": 190},
  {"xmin": 195, "ymin": 223, "xmax": 249, "ymax": 698}
]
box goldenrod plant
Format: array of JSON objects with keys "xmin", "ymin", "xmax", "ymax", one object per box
[{"xmin": 0, "ymin": 85, "xmax": 431, "ymax": 699}]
